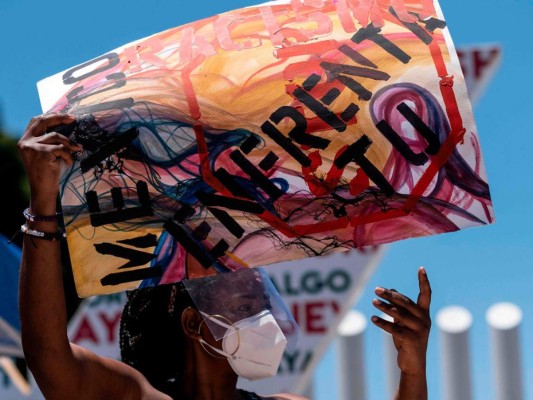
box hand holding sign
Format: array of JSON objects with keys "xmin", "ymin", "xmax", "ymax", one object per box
[{"xmin": 17, "ymin": 114, "xmax": 81, "ymax": 207}]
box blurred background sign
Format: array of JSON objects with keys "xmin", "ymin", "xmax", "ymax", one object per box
[
  {"xmin": 0, "ymin": 234, "xmax": 23, "ymax": 359},
  {"xmin": 240, "ymin": 247, "xmax": 383, "ymax": 396},
  {"xmin": 66, "ymin": 293, "xmax": 127, "ymax": 361},
  {"xmin": 457, "ymin": 44, "xmax": 502, "ymax": 106},
  {"xmin": 0, "ymin": 234, "xmax": 31, "ymax": 396}
]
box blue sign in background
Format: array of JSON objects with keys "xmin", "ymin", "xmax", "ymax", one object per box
[{"xmin": 0, "ymin": 234, "xmax": 22, "ymax": 338}]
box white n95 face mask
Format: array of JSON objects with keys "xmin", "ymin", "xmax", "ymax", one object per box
[{"xmin": 199, "ymin": 310, "xmax": 287, "ymax": 380}]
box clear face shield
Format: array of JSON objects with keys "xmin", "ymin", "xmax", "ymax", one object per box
[{"xmin": 182, "ymin": 267, "xmax": 299, "ymax": 351}]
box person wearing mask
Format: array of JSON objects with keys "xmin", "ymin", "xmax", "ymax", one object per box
[{"xmin": 18, "ymin": 113, "xmax": 432, "ymax": 400}]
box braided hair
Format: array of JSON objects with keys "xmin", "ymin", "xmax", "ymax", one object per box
[{"xmin": 119, "ymin": 282, "xmax": 194, "ymax": 394}]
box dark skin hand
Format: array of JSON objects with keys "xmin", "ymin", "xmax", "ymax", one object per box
[
  {"xmin": 18, "ymin": 114, "xmax": 168, "ymax": 400},
  {"xmin": 371, "ymin": 267, "xmax": 432, "ymax": 400}
]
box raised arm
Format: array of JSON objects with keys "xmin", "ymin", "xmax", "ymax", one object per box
[
  {"xmin": 371, "ymin": 267, "xmax": 432, "ymax": 400},
  {"xmin": 17, "ymin": 114, "xmax": 168, "ymax": 400}
]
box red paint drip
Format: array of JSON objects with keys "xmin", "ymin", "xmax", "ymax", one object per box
[
  {"xmin": 440, "ymin": 75, "xmax": 454, "ymax": 87},
  {"xmin": 349, "ymin": 169, "xmax": 370, "ymax": 196}
]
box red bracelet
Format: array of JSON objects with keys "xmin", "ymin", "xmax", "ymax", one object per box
[{"xmin": 23, "ymin": 208, "xmax": 62, "ymax": 222}]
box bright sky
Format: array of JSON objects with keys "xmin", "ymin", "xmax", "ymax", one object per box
[{"xmin": 0, "ymin": 1, "xmax": 532, "ymax": 399}]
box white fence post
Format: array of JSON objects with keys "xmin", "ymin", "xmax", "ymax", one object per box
[
  {"xmin": 436, "ymin": 306, "xmax": 473, "ymax": 400},
  {"xmin": 337, "ymin": 310, "xmax": 367, "ymax": 400},
  {"xmin": 486, "ymin": 302, "xmax": 524, "ymax": 400}
]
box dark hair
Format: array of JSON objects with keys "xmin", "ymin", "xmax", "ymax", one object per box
[{"xmin": 119, "ymin": 282, "xmax": 193, "ymax": 393}]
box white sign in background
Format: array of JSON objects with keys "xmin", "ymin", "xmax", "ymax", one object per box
[
  {"xmin": 240, "ymin": 247, "xmax": 383, "ymax": 395},
  {"xmin": 67, "ymin": 293, "xmax": 126, "ymax": 361},
  {"xmin": 457, "ymin": 44, "xmax": 502, "ymax": 106}
]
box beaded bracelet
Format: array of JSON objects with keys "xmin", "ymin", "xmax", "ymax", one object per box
[
  {"xmin": 23, "ymin": 208, "xmax": 62, "ymax": 222},
  {"xmin": 20, "ymin": 224, "xmax": 66, "ymax": 241},
  {"xmin": 23, "ymin": 208, "xmax": 62, "ymax": 223}
]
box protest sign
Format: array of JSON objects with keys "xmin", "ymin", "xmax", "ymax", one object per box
[
  {"xmin": 0, "ymin": 319, "xmax": 22, "ymax": 359},
  {"xmin": 457, "ymin": 44, "xmax": 501, "ymax": 106},
  {"xmin": 240, "ymin": 247, "xmax": 381, "ymax": 394},
  {"xmin": 37, "ymin": 0, "xmax": 494, "ymax": 296},
  {"xmin": 0, "ymin": 234, "xmax": 30, "ymax": 396},
  {"xmin": 0, "ymin": 234, "xmax": 23, "ymax": 358},
  {"xmin": 67, "ymin": 293, "xmax": 126, "ymax": 360}
]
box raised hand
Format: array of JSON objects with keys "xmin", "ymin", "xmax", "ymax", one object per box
[
  {"xmin": 17, "ymin": 113, "xmax": 80, "ymax": 208},
  {"xmin": 371, "ymin": 267, "xmax": 431, "ymax": 377}
]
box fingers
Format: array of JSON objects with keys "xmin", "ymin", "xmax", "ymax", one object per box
[
  {"xmin": 371, "ymin": 269, "xmax": 431, "ymax": 376},
  {"xmin": 39, "ymin": 132, "xmax": 82, "ymax": 153},
  {"xmin": 24, "ymin": 113, "xmax": 76, "ymax": 138},
  {"xmin": 370, "ymin": 315, "xmax": 405, "ymax": 336},
  {"xmin": 372, "ymin": 267, "xmax": 432, "ymax": 332},
  {"xmin": 19, "ymin": 115, "xmax": 82, "ymax": 164},
  {"xmin": 372, "ymin": 298, "xmax": 427, "ymax": 331},
  {"xmin": 374, "ymin": 286, "xmax": 427, "ymax": 321},
  {"xmin": 47, "ymin": 144, "xmax": 77, "ymax": 166},
  {"xmin": 417, "ymin": 266, "xmax": 432, "ymax": 313}
]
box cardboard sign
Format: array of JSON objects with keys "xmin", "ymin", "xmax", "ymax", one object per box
[{"xmin": 37, "ymin": 0, "xmax": 494, "ymax": 296}]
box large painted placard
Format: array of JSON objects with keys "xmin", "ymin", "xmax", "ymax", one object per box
[{"xmin": 38, "ymin": 0, "xmax": 494, "ymax": 296}]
